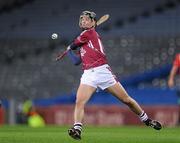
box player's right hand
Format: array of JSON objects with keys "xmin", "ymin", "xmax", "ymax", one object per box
[{"xmin": 67, "ymin": 46, "xmax": 71, "ymax": 50}]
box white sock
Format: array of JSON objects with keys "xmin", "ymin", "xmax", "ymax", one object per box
[
  {"xmin": 74, "ymin": 122, "xmax": 82, "ymax": 132},
  {"xmin": 139, "ymin": 111, "xmax": 148, "ymax": 122}
]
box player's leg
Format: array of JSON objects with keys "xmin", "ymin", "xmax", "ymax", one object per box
[
  {"xmin": 74, "ymin": 84, "xmax": 96, "ymax": 123},
  {"xmin": 107, "ymin": 82, "xmax": 162, "ymax": 130},
  {"xmin": 107, "ymin": 83, "xmax": 142, "ymax": 114},
  {"xmin": 68, "ymin": 84, "xmax": 96, "ymax": 140}
]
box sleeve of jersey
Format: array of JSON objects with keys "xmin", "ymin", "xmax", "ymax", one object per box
[
  {"xmin": 74, "ymin": 30, "xmax": 89, "ymax": 46},
  {"xmin": 173, "ymin": 54, "xmax": 180, "ymax": 67}
]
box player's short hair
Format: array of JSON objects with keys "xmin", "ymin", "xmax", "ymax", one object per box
[{"xmin": 80, "ymin": 10, "xmax": 97, "ymax": 21}]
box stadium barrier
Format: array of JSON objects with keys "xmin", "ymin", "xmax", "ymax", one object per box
[
  {"xmin": 0, "ymin": 107, "xmax": 5, "ymax": 124},
  {"xmin": 36, "ymin": 105, "xmax": 179, "ymax": 127}
]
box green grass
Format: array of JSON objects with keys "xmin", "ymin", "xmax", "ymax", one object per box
[{"xmin": 0, "ymin": 125, "xmax": 180, "ymax": 143}]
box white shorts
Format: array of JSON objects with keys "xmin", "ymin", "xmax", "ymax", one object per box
[{"xmin": 80, "ymin": 64, "xmax": 118, "ymax": 90}]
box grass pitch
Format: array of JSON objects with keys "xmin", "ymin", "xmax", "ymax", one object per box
[{"xmin": 0, "ymin": 125, "xmax": 180, "ymax": 143}]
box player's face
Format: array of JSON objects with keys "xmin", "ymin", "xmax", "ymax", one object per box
[{"xmin": 79, "ymin": 15, "xmax": 95, "ymax": 29}]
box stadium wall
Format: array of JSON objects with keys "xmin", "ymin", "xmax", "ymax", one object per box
[
  {"xmin": 0, "ymin": 107, "xmax": 5, "ymax": 124},
  {"xmin": 36, "ymin": 105, "xmax": 179, "ymax": 127}
]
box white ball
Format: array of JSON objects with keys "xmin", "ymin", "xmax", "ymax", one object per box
[{"xmin": 51, "ymin": 33, "xmax": 58, "ymax": 39}]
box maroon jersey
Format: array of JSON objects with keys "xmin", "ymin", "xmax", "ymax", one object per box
[
  {"xmin": 173, "ymin": 53, "xmax": 180, "ymax": 74},
  {"xmin": 173, "ymin": 53, "xmax": 180, "ymax": 67},
  {"xmin": 74, "ymin": 28, "xmax": 108, "ymax": 70}
]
